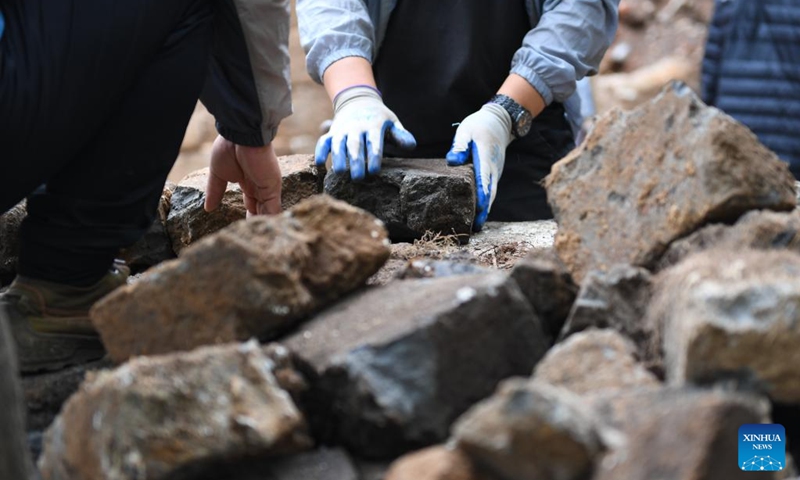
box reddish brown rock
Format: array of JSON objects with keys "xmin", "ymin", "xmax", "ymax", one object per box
[
  {"xmin": 280, "ymin": 154, "xmax": 325, "ymax": 209},
  {"xmin": 166, "ymin": 158, "xmax": 324, "ymax": 253},
  {"xmin": 649, "ymin": 249, "xmax": 800, "ymax": 403},
  {"xmin": 546, "ymin": 82, "xmax": 796, "ymax": 283},
  {"xmin": 534, "ymin": 330, "xmax": 659, "ymax": 395},
  {"xmin": 453, "ymin": 379, "xmax": 605, "ymax": 480},
  {"xmin": 38, "ymin": 341, "xmax": 312, "ymax": 480},
  {"xmin": 386, "ymin": 446, "xmax": 492, "ymax": 480},
  {"xmin": 92, "ymin": 195, "xmax": 390, "ymax": 362},
  {"xmin": 591, "ymin": 388, "xmax": 773, "ymax": 480}
]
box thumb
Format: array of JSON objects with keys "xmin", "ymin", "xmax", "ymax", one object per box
[{"xmin": 446, "ymin": 127, "xmax": 472, "ymax": 166}]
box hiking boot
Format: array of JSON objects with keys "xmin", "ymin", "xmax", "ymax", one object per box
[{"xmin": 0, "ymin": 262, "xmax": 129, "ymax": 374}]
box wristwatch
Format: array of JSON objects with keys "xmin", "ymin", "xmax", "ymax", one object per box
[{"xmin": 488, "ymin": 94, "xmax": 532, "ymax": 138}]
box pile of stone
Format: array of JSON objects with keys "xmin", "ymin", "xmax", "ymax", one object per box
[
  {"xmin": 593, "ymin": 0, "xmax": 715, "ymax": 113},
  {"xmin": 4, "ymin": 82, "xmax": 800, "ymax": 480}
]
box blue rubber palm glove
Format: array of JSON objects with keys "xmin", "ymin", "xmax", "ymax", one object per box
[
  {"xmin": 446, "ymin": 103, "xmax": 514, "ymax": 231},
  {"xmin": 315, "ymin": 86, "xmax": 417, "ymax": 180}
]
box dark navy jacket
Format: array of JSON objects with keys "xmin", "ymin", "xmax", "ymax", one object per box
[{"xmin": 702, "ymin": 0, "xmax": 800, "ymax": 177}]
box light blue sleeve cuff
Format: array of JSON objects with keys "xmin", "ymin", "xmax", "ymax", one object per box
[
  {"xmin": 510, "ymin": 64, "xmax": 555, "ymax": 106},
  {"xmin": 316, "ymin": 48, "xmax": 373, "ymax": 85}
]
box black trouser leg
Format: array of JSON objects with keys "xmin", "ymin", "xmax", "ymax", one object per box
[{"xmin": 0, "ymin": 0, "xmax": 214, "ymax": 285}]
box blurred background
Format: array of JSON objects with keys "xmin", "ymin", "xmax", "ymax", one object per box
[{"xmin": 168, "ymin": 0, "xmax": 713, "ymax": 182}]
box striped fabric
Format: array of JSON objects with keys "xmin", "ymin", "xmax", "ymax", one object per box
[{"xmin": 702, "ymin": 0, "xmax": 800, "ymax": 176}]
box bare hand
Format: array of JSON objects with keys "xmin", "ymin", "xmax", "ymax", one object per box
[{"xmin": 204, "ymin": 135, "xmax": 282, "ymax": 216}]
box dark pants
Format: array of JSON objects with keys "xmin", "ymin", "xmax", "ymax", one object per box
[
  {"xmin": 0, "ymin": 311, "xmax": 33, "ymax": 480},
  {"xmin": 0, "ymin": 0, "xmax": 214, "ymax": 285}
]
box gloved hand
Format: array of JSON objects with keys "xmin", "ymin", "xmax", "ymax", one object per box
[
  {"xmin": 315, "ymin": 86, "xmax": 417, "ymax": 180},
  {"xmin": 446, "ymin": 103, "xmax": 514, "ymax": 231},
  {"xmin": 204, "ymin": 135, "xmax": 282, "ymax": 217}
]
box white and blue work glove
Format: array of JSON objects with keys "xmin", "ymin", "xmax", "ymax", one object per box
[
  {"xmin": 446, "ymin": 103, "xmax": 514, "ymax": 231},
  {"xmin": 315, "ymin": 86, "xmax": 417, "ymax": 180}
]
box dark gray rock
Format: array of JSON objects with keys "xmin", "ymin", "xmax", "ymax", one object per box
[
  {"xmin": 23, "ymin": 359, "xmax": 112, "ymax": 432},
  {"xmin": 650, "ymin": 248, "xmax": 800, "ymax": 403},
  {"xmin": 559, "ymin": 265, "xmax": 655, "ymax": 364},
  {"xmin": 284, "ymin": 273, "xmax": 549, "ymax": 458},
  {"xmin": 510, "ymin": 248, "xmax": 578, "ymax": 338},
  {"xmin": 120, "ymin": 184, "xmax": 175, "ymax": 273},
  {"xmin": 324, "ymin": 158, "xmax": 475, "ymax": 243},
  {"xmin": 120, "ymin": 218, "xmax": 176, "ymax": 274},
  {"xmin": 546, "ymin": 82, "xmax": 796, "ymax": 283},
  {"xmin": 181, "ymin": 448, "xmax": 359, "ymax": 480},
  {"xmin": 453, "ymin": 379, "xmax": 605, "ymax": 480},
  {"xmin": 657, "ymin": 209, "xmax": 800, "ymax": 271},
  {"xmin": 0, "ymin": 307, "xmax": 35, "ymax": 480},
  {"xmin": 591, "ymin": 388, "xmax": 774, "ymax": 480},
  {"xmin": 0, "ymin": 202, "xmax": 25, "ymax": 287},
  {"xmin": 166, "ymin": 168, "xmax": 246, "ymax": 254},
  {"xmin": 355, "ymin": 459, "xmax": 394, "ymax": 480}
]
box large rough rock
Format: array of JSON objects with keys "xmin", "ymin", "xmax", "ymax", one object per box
[
  {"xmin": 284, "ymin": 273, "xmax": 550, "ymax": 458},
  {"xmin": 657, "ymin": 209, "xmax": 800, "ymax": 271},
  {"xmin": 0, "ymin": 309, "xmax": 35, "ymax": 480},
  {"xmin": 24, "ymin": 359, "xmax": 112, "ymax": 432},
  {"xmin": 650, "ymin": 249, "xmax": 800, "ymax": 403},
  {"xmin": 509, "ymin": 248, "xmax": 578, "ymax": 338},
  {"xmin": 546, "ymin": 82, "xmax": 796, "ymax": 283},
  {"xmin": 559, "ymin": 265, "xmax": 655, "ymax": 363},
  {"xmin": 38, "ymin": 341, "xmax": 312, "ymax": 480},
  {"xmin": 92, "ymin": 195, "xmax": 390, "ymax": 362},
  {"xmin": 167, "ymin": 158, "xmax": 324, "ymax": 253},
  {"xmin": 453, "ymin": 379, "xmax": 605, "ymax": 480},
  {"xmin": 386, "ymin": 446, "xmax": 492, "ymax": 480},
  {"xmin": 166, "ymin": 168, "xmax": 246, "ymax": 254},
  {"xmin": 0, "ymin": 201, "xmax": 25, "ymax": 286},
  {"xmin": 121, "ymin": 184, "xmax": 176, "ymax": 273},
  {"xmin": 324, "ymin": 158, "xmax": 476, "ymax": 243},
  {"xmin": 591, "ymin": 388, "xmax": 775, "ymax": 480},
  {"xmin": 534, "ymin": 330, "xmax": 659, "ymax": 395}
]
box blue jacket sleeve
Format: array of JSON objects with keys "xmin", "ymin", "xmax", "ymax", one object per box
[
  {"xmin": 512, "ymin": 0, "xmax": 619, "ymax": 105},
  {"xmin": 297, "ymin": 0, "xmax": 376, "ymax": 84}
]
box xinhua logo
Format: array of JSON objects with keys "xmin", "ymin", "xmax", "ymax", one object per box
[{"xmin": 739, "ymin": 424, "xmax": 786, "ymax": 472}]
